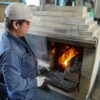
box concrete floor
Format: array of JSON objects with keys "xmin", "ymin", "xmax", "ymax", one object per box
[{"xmin": 37, "ymin": 87, "xmax": 75, "ymax": 100}]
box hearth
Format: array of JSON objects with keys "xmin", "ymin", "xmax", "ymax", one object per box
[
  {"xmin": 28, "ymin": 5, "xmax": 100, "ymax": 100},
  {"xmin": 42, "ymin": 38, "xmax": 84, "ymax": 92},
  {"xmin": 34, "ymin": 35, "xmax": 97, "ymax": 100}
]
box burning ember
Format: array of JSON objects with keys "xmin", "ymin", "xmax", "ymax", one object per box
[
  {"xmin": 58, "ymin": 47, "xmax": 79, "ymax": 69},
  {"xmin": 51, "ymin": 48, "xmax": 56, "ymax": 54}
]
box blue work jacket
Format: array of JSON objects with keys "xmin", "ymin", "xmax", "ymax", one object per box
[{"xmin": 0, "ymin": 31, "xmax": 38, "ymax": 100}]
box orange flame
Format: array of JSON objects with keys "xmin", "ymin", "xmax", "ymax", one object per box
[{"xmin": 58, "ymin": 47, "xmax": 78, "ymax": 69}]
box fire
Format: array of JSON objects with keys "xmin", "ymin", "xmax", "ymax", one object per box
[
  {"xmin": 51, "ymin": 48, "xmax": 56, "ymax": 54},
  {"xmin": 58, "ymin": 47, "xmax": 78, "ymax": 69}
]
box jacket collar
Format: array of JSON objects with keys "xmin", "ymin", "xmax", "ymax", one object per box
[
  {"xmin": 4, "ymin": 30, "xmax": 36, "ymax": 57},
  {"xmin": 4, "ymin": 30, "xmax": 30, "ymax": 50}
]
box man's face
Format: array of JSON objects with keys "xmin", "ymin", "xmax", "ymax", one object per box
[{"xmin": 14, "ymin": 20, "xmax": 30, "ymax": 37}]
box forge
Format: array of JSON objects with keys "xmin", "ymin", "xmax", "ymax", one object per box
[{"xmin": 26, "ymin": 5, "xmax": 100, "ymax": 100}]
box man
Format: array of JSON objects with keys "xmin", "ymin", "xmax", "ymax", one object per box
[{"xmin": 0, "ymin": 2, "xmax": 46, "ymax": 100}]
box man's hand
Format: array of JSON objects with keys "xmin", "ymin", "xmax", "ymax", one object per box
[{"xmin": 36, "ymin": 76, "xmax": 46, "ymax": 87}]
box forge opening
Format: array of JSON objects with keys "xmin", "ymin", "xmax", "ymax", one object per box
[{"xmin": 41, "ymin": 38, "xmax": 84, "ymax": 92}]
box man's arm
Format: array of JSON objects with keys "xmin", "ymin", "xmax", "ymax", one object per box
[{"xmin": 1, "ymin": 50, "xmax": 37, "ymax": 92}]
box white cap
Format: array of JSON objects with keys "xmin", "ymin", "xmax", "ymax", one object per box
[{"xmin": 5, "ymin": 2, "xmax": 33, "ymax": 22}]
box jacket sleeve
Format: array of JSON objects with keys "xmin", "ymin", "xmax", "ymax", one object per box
[{"xmin": 1, "ymin": 50, "xmax": 37, "ymax": 92}]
